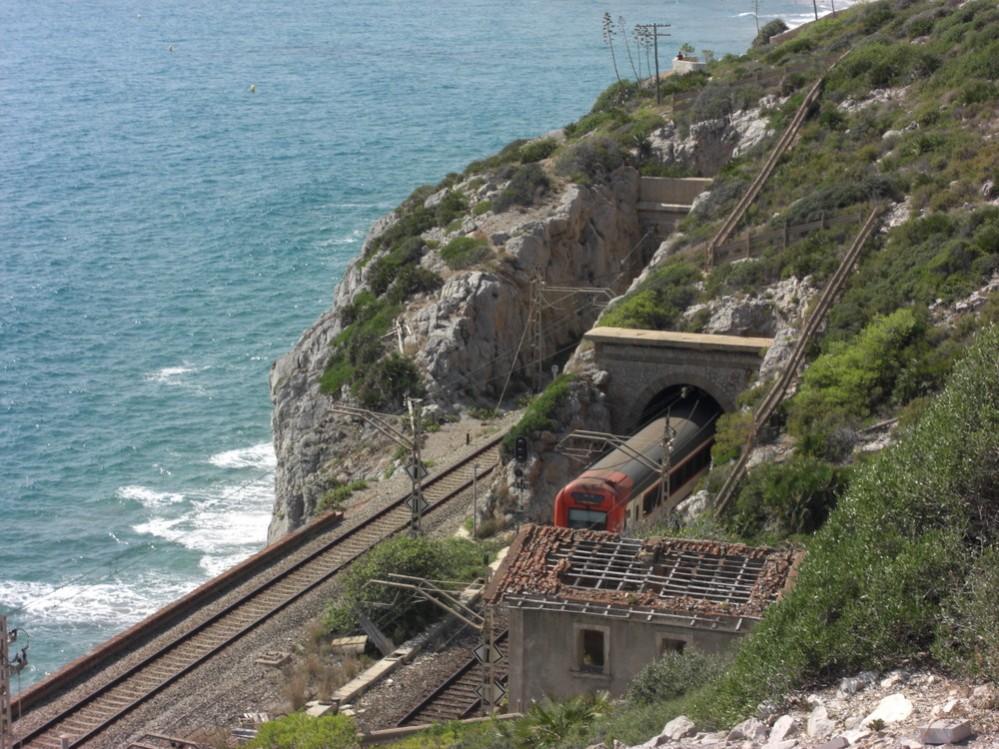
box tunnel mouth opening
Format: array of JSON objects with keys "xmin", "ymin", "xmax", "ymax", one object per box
[{"xmin": 637, "ymin": 385, "xmax": 724, "ymax": 430}]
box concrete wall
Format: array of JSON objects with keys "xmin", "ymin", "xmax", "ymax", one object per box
[
  {"xmin": 506, "ymin": 607, "xmax": 745, "ymax": 710},
  {"xmin": 639, "ymin": 177, "xmax": 713, "ymax": 207},
  {"xmin": 672, "ymin": 58, "xmax": 708, "ymax": 76}
]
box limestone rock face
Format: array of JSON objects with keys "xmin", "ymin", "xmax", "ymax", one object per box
[
  {"xmin": 268, "ymin": 169, "xmax": 643, "ymax": 540},
  {"xmin": 647, "ymin": 97, "xmax": 777, "ymax": 176}
]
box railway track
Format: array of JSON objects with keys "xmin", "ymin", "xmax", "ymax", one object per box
[
  {"xmin": 13, "ymin": 437, "xmax": 504, "ymax": 749},
  {"xmin": 397, "ymin": 629, "xmax": 509, "ymax": 726}
]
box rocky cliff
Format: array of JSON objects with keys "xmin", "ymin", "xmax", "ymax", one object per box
[{"xmin": 268, "ymin": 165, "xmax": 648, "ymax": 539}]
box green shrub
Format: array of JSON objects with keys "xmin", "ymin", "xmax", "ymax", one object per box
[
  {"xmin": 689, "ymin": 324, "xmax": 999, "ymax": 724},
  {"xmin": 465, "ymin": 138, "xmax": 529, "ymax": 174},
  {"xmin": 325, "ymin": 537, "xmax": 487, "ymax": 642},
  {"xmin": 589, "ymin": 80, "xmax": 643, "ymax": 114},
  {"xmin": 600, "ymin": 262, "xmax": 701, "ymax": 331},
  {"xmin": 831, "ymin": 41, "xmax": 940, "ymax": 94},
  {"xmin": 247, "ymin": 713, "xmax": 357, "ymax": 749},
  {"xmin": 628, "ymin": 648, "xmax": 730, "ymax": 705},
  {"xmin": 788, "ymin": 308, "xmax": 930, "ymax": 456},
  {"xmin": 555, "ymin": 137, "xmax": 625, "ymax": 185},
  {"xmin": 472, "ymin": 199, "xmax": 493, "ymax": 216},
  {"xmin": 386, "ymin": 265, "xmax": 443, "ymax": 304},
  {"xmin": 730, "ymin": 455, "xmax": 850, "ymax": 540},
  {"xmin": 781, "ymin": 175, "xmax": 902, "ymax": 226},
  {"xmin": 753, "ymin": 19, "xmax": 789, "ymax": 47},
  {"xmin": 433, "ymin": 190, "xmax": 469, "ymax": 227},
  {"xmin": 354, "ymin": 353, "xmax": 424, "ymax": 410},
  {"xmin": 934, "ymin": 547, "xmax": 999, "ymax": 682},
  {"xmin": 828, "ymin": 208, "xmax": 999, "ymax": 340},
  {"xmin": 440, "ymin": 236, "xmax": 491, "ymax": 270},
  {"xmin": 519, "ymin": 138, "xmax": 558, "ymax": 163},
  {"xmin": 502, "ymin": 374, "xmax": 574, "ymax": 453},
  {"xmin": 368, "ymin": 236, "xmax": 425, "ymax": 296},
  {"xmin": 318, "ymin": 480, "xmax": 368, "ymax": 513},
  {"xmin": 711, "ymin": 410, "xmax": 754, "ymax": 465},
  {"xmin": 493, "ymin": 163, "xmax": 551, "ymax": 211},
  {"xmin": 320, "ymin": 294, "xmax": 400, "ymax": 396}
]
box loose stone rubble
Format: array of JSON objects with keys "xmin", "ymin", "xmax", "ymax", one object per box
[{"xmin": 596, "ymin": 670, "xmax": 999, "ymax": 749}]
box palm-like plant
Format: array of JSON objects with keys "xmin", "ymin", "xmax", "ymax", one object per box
[{"xmin": 501, "ymin": 693, "xmax": 611, "ymax": 749}]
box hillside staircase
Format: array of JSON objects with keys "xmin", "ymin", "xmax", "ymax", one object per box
[{"xmin": 713, "ymin": 204, "xmax": 885, "ymax": 516}]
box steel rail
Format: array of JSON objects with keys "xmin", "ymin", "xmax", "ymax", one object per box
[
  {"xmin": 14, "ymin": 437, "xmax": 503, "ymax": 749},
  {"xmin": 396, "ymin": 630, "xmax": 510, "ymax": 727}
]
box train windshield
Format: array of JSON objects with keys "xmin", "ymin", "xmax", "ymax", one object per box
[{"xmin": 567, "ymin": 508, "xmax": 608, "ymax": 530}]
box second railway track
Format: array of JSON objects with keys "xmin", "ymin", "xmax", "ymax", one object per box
[
  {"xmin": 13, "ymin": 436, "xmax": 504, "ymax": 749},
  {"xmin": 396, "ymin": 629, "xmax": 509, "ymax": 727}
]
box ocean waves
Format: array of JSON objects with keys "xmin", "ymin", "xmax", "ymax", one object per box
[{"xmin": 131, "ymin": 442, "xmax": 275, "ymax": 577}]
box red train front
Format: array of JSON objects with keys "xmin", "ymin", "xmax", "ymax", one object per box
[{"xmin": 553, "ymin": 400, "xmax": 718, "ymax": 533}]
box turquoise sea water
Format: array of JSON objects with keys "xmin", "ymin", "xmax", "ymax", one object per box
[{"xmin": 0, "ymin": 0, "xmax": 844, "ymax": 687}]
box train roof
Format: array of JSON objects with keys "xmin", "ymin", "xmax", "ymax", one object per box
[
  {"xmin": 586, "ymin": 401, "xmax": 718, "ymax": 481},
  {"xmin": 484, "ymin": 524, "xmax": 803, "ymax": 626}
]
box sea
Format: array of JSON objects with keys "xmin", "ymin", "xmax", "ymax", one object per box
[{"xmin": 0, "ymin": 0, "xmax": 847, "ymax": 688}]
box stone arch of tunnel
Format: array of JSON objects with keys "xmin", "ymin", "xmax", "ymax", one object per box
[
  {"xmin": 625, "ymin": 373, "xmax": 734, "ymax": 434},
  {"xmin": 636, "ymin": 383, "xmax": 727, "ymax": 430}
]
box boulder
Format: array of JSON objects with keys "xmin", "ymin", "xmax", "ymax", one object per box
[
  {"xmin": 862, "ymin": 693, "xmax": 914, "ymax": 726},
  {"xmin": 662, "ymin": 715, "xmax": 698, "ymax": 741},
  {"xmin": 837, "ymin": 671, "xmax": 877, "ymax": 698},
  {"xmin": 842, "ymin": 729, "xmax": 871, "ymax": 745},
  {"xmin": 920, "ymin": 720, "xmax": 973, "ymax": 746},
  {"xmin": 728, "ymin": 718, "xmax": 769, "ymax": 743},
  {"xmin": 768, "ymin": 715, "xmax": 800, "ymax": 744},
  {"xmin": 807, "ymin": 705, "xmax": 836, "ymax": 739}
]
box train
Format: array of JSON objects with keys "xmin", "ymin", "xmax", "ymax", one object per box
[{"xmin": 552, "ymin": 398, "xmax": 720, "ymax": 533}]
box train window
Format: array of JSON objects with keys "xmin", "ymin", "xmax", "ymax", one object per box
[
  {"xmin": 568, "ymin": 508, "xmax": 607, "ymax": 530},
  {"xmin": 577, "ymin": 628, "xmax": 607, "ymax": 673}
]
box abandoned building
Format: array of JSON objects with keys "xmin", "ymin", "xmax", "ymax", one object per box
[{"xmin": 484, "ymin": 524, "xmax": 803, "ymax": 710}]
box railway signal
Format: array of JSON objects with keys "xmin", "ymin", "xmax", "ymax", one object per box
[
  {"xmin": 514, "ymin": 436, "xmax": 529, "ymax": 463},
  {"xmin": 473, "ymin": 643, "xmax": 504, "ymax": 665}
]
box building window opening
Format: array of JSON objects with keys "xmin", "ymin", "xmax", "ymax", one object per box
[
  {"xmin": 659, "ymin": 637, "xmax": 686, "ymax": 656},
  {"xmin": 579, "ymin": 629, "xmax": 606, "ymax": 672}
]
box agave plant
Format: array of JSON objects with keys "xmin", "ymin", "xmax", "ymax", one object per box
[{"xmin": 501, "ymin": 693, "xmax": 611, "ymax": 749}]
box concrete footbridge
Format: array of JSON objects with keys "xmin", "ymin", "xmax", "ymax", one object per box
[{"xmin": 584, "ymin": 326, "xmax": 773, "ymax": 431}]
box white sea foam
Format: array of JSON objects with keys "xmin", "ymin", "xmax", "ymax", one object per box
[
  {"xmin": 0, "ymin": 576, "xmax": 196, "ymax": 628},
  {"xmin": 209, "ymin": 442, "xmax": 276, "ymax": 470},
  {"xmin": 117, "ymin": 484, "xmax": 184, "ymax": 508},
  {"xmin": 143, "ymin": 363, "xmax": 210, "ymax": 391},
  {"xmin": 144, "ymin": 364, "xmax": 195, "ymax": 384},
  {"xmin": 133, "ymin": 469, "xmax": 273, "ymax": 576}
]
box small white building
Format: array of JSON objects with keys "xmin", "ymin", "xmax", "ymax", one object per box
[{"xmin": 673, "ymin": 57, "xmax": 708, "ymax": 76}]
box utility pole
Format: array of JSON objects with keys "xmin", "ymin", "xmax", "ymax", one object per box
[
  {"xmin": 635, "ymin": 23, "xmax": 671, "ymax": 104},
  {"xmin": 472, "ymin": 463, "xmax": 480, "ymax": 539},
  {"xmin": 812, "ymin": 0, "xmax": 819, "ymax": 20}
]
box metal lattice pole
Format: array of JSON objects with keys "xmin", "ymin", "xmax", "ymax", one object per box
[
  {"xmin": 407, "ymin": 397, "xmax": 425, "ymax": 536},
  {"xmin": 1, "ymin": 616, "xmax": 10, "ymax": 749},
  {"xmin": 531, "ymin": 277, "xmax": 544, "ymax": 390}
]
